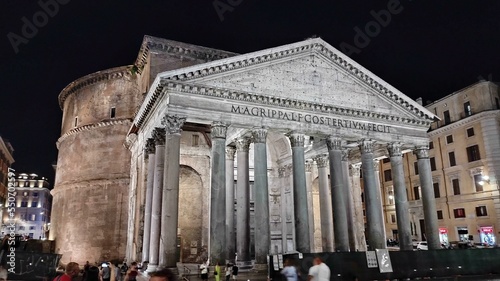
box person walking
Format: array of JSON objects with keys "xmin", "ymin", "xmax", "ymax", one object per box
[
  {"xmin": 307, "ymin": 257, "xmax": 330, "ymax": 281},
  {"xmin": 200, "ymin": 260, "xmax": 209, "ymax": 281},
  {"xmin": 53, "ymin": 262, "xmax": 80, "ymax": 281},
  {"xmin": 214, "ymin": 262, "xmax": 221, "ymax": 281},
  {"xmin": 281, "ymin": 259, "xmax": 298, "ymax": 281},
  {"xmin": 224, "ymin": 264, "xmax": 231, "ymax": 281}
]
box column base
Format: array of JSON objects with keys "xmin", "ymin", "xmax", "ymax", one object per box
[
  {"xmin": 146, "ymin": 264, "xmax": 159, "ymax": 273},
  {"xmin": 235, "ymin": 260, "xmax": 254, "ymax": 272}
]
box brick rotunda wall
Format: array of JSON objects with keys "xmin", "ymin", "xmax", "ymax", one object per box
[{"xmin": 51, "ymin": 66, "xmax": 141, "ymax": 264}]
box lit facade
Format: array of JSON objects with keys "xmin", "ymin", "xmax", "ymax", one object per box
[
  {"xmin": 1, "ymin": 173, "xmax": 52, "ymax": 240},
  {"xmin": 382, "ymin": 81, "xmax": 500, "ymax": 246}
]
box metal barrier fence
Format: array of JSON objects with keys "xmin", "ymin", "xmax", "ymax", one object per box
[{"xmin": 268, "ymin": 248, "xmax": 500, "ymax": 281}]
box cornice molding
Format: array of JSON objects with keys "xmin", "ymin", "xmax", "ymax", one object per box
[
  {"xmin": 56, "ymin": 118, "xmax": 132, "ymax": 148},
  {"xmin": 428, "ymin": 110, "xmax": 500, "ymax": 137},
  {"xmin": 58, "ymin": 66, "xmax": 134, "ymax": 109}
]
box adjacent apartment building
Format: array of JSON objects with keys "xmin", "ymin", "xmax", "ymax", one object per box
[
  {"xmin": 1, "ymin": 173, "xmax": 52, "ymax": 239},
  {"xmin": 382, "ymin": 81, "xmax": 500, "ymax": 246}
]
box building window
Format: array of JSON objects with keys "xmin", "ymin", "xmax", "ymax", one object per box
[
  {"xmin": 387, "ymin": 189, "xmax": 394, "ymax": 205},
  {"xmin": 474, "ymin": 174, "xmax": 484, "ymax": 192},
  {"xmin": 430, "ymin": 157, "xmax": 437, "ymax": 171},
  {"xmin": 454, "ymin": 208, "xmax": 466, "ymax": 218},
  {"xmin": 452, "ymin": 179, "xmax": 460, "ymax": 195},
  {"xmin": 464, "ymin": 101, "xmax": 472, "ymax": 117},
  {"xmin": 21, "ymin": 202, "xmax": 28, "ymax": 207},
  {"xmin": 32, "ymin": 192, "xmax": 38, "ymax": 197},
  {"xmin": 476, "ymin": 206, "xmax": 487, "ymax": 217},
  {"xmin": 496, "ymin": 97, "xmax": 500, "ymax": 109},
  {"xmin": 192, "ymin": 134, "xmax": 200, "ymax": 146},
  {"xmin": 30, "ymin": 214, "xmax": 36, "ymax": 221},
  {"xmin": 446, "ymin": 135, "xmax": 454, "ymax": 144},
  {"xmin": 110, "ymin": 107, "xmax": 116, "ymax": 118},
  {"xmin": 443, "ymin": 110, "xmax": 451, "ymax": 124},
  {"xmin": 31, "ymin": 201, "xmax": 38, "ymax": 208},
  {"xmin": 466, "ymin": 127, "xmax": 475, "ymax": 137},
  {"xmin": 74, "ymin": 117, "xmax": 78, "ymax": 127},
  {"xmin": 437, "ymin": 210, "xmax": 443, "ymax": 220},
  {"xmin": 433, "ymin": 182, "xmax": 440, "ymax": 198},
  {"xmin": 20, "ymin": 214, "xmax": 26, "ymax": 221},
  {"xmin": 384, "ymin": 169, "xmax": 392, "ymax": 182},
  {"xmin": 413, "ymin": 186, "xmax": 421, "ymax": 200},
  {"xmin": 29, "ymin": 226, "xmax": 35, "ymax": 230},
  {"xmin": 390, "ymin": 214, "xmax": 396, "ymax": 224},
  {"xmin": 23, "ymin": 191, "xmax": 28, "ymax": 197},
  {"xmin": 414, "ymin": 162, "xmax": 419, "ymax": 175},
  {"xmin": 19, "ymin": 226, "xmax": 25, "ymax": 231},
  {"xmin": 429, "ymin": 141, "xmax": 434, "ymax": 149},
  {"xmin": 382, "ymin": 158, "xmax": 390, "ymax": 163},
  {"xmin": 466, "ymin": 145, "xmax": 481, "ymax": 162},
  {"xmin": 449, "ymin": 152, "xmax": 456, "ymax": 167}
]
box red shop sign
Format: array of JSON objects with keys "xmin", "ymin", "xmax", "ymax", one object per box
[
  {"xmin": 480, "ymin": 227, "xmax": 494, "ymax": 233},
  {"xmin": 439, "ymin": 228, "xmax": 448, "ymax": 234}
]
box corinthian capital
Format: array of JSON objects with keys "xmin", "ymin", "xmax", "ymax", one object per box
[
  {"xmin": 341, "ymin": 149, "xmax": 350, "ymax": 162},
  {"xmin": 211, "ymin": 122, "xmax": 228, "ymax": 139},
  {"xmin": 252, "ymin": 128, "xmax": 268, "ymax": 143},
  {"xmin": 145, "ymin": 138, "xmax": 156, "ymax": 155},
  {"xmin": 287, "ymin": 132, "xmax": 304, "ymax": 148},
  {"xmin": 305, "ymin": 160, "xmax": 313, "ymax": 173},
  {"xmin": 235, "ymin": 138, "xmax": 250, "ymax": 152},
  {"xmin": 225, "ymin": 146, "xmax": 236, "ymax": 160},
  {"xmin": 387, "ymin": 142, "xmax": 402, "ymax": 157},
  {"xmin": 152, "ymin": 127, "xmax": 166, "ymax": 145},
  {"xmin": 161, "ymin": 115, "xmax": 186, "ymax": 135},
  {"xmin": 358, "ymin": 139, "xmax": 375, "ymax": 154},
  {"xmin": 326, "ymin": 136, "xmax": 342, "ymax": 151},
  {"xmin": 414, "ymin": 145, "xmax": 429, "ymax": 159},
  {"xmin": 350, "ymin": 163, "xmax": 362, "ymax": 177},
  {"xmin": 313, "ymin": 155, "xmax": 328, "ymax": 168}
]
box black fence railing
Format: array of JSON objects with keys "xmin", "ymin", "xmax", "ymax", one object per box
[{"xmin": 268, "ymin": 248, "xmax": 500, "ymax": 281}]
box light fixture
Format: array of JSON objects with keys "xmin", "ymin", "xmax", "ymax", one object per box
[{"xmin": 478, "ymin": 175, "xmax": 490, "ymax": 186}]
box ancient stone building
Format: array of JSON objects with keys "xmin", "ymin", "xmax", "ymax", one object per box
[{"xmin": 54, "ymin": 35, "xmax": 446, "ymax": 266}]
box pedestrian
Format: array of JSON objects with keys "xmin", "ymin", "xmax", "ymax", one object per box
[
  {"xmin": 53, "ymin": 262, "xmax": 80, "ymax": 281},
  {"xmin": 214, "ymin": 262, "xmax": 221, "ymax": 281},
  {"xmin": 307, "ymin": 257, "xmax": 330, "ymax": 281},
  {"xmin": 224, "ymin": 264, "xmax": 231, "ymax": 281},
  {"xmin": 86, "ymin": 266, "xmax": 101, "ymax": 281},
  {"xmin": 124, "ymin": 262, "xmax": 138, "ymax": 281},
  {"xmin": 101, "ymin": 263, "xmax": 111, "ymax": 281},
  {"xmin": 149, "ymin": 267, "xmax": 176, "ymax": 281},
  {"xmin": 281, "ymin": 259, "xmax": 298, "ymax": 281},
  {"xmin": 200, "ymin": 261, "xmax": 209, "ymax": 281},
  {"xmin": 113, "ymin": 263, "xmax": 121, "ymax": 281},
  {"xmin": 231, "ymin": 264, "xmax": 238, "ymax": 281}
]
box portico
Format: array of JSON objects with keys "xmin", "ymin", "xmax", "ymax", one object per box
[{"xmin": 125, "ymin": 38, "xmax": 438, "ymax": 267}]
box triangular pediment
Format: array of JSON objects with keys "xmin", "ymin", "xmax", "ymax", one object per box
[{"xmin": 155, "ymin": 38, "xmax": 436, "ymax": 123}]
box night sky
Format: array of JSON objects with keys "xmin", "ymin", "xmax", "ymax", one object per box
[{"xmin": 1, "ymin": 0, "xmax": 500, "ymax": 184}]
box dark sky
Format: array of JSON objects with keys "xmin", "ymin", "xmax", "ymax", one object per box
[{"xmin": 1, "ymin": 0, "xmax": 500, "ymax": 184}]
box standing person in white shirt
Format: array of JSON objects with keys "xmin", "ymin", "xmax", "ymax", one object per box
[{"xmin": 307, "ymin": 257, "xmax": 330, "ymax": 281}]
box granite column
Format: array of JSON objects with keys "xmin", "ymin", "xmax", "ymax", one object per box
[
  {"xmin": 141, "ymin": 138, "xmax": 156, "ymax": 263},
  {"xmin": 359, "ymin": 139, "xmax": 386, "ymax": 250},
  {"xmin": 415, "ymin": 146, "xmax": 440, "ymax": 250},
  {"xmin": 342, "ymin": 149, "xmax": 356, "ymax": 251},
  {"xmin": 388, "ymin": 142, "xmax": 412, "ymax": 251},
  {"xmin": 209, "ymin": 122, "xmax": 228, "ymax": 262},
  {"xmin": 313, "ymin": 155, "xmax": 334, "ymax": 252},
  {"xmin": 235, "ymin": 138, "xmax": 251, "ymax": 262},
  {"xmin": 225, "ymin": 146, "xmax": 236, "ymax": 262},
  {"xmin": 288, "ymin": 133, "xmax": 311, "ymax": 253},
  {"xmin": 252, "ymin": 128, "xmax": 270, "ymax": 263}
]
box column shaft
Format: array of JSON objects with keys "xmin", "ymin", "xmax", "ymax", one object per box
[
  {"xmin": 359, "ymin": 140, "xmax": 386, "ymax": 250},
  {"xmin": 148, "ymin": 128, "xmax": 166, "ymax": 271},
  {"xmin": 388, "ymin": 143, "xmax": 412, "ymax": 251},
  {"xmin": 416, "ymin": 146, "xmax": 440, "ymax": 250},
  {"xmin": 159, "ymin": 115, "xmax": 186, "ymax": 268},
  {"xmin": 314, "ymin": 156, "xmax": 334, "ymax": 252},
  {"xmin": 141, "ymin": 139, "xmax": 155, "ymax": 262},
  {"xmin": 288, "ymin": 133, "xmax": 311, "ymax": 253},
  {"xmin": 225, "ymin": 146, "xmax": 236, "ymax": 262},
  {"xmin": 342, "ymin": 150, "xmax": 356, "ymax": 252},
  {"xmin": 327, "ymin": 137, "xmax": 349, "ymax": 252},
  {"xmin": 350, "ymin": 164, "xmax": 367, "ymax": 251},
  {"xmin": 235, "ymin": 138, "xmax": 250, "ymax": 261},
  {"xmin": 253, "ymin": 129, "xmax": 270, "ymax": 264}
]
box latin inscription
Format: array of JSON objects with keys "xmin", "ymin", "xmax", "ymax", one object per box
[{"xmin": 231, "ymin": 105, "xmax": 391, "ymax": 133}]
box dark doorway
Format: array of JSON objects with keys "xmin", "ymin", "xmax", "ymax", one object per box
[{"xmin": 419, "ymin": 219, "xmax": 427, "ymax": 241}]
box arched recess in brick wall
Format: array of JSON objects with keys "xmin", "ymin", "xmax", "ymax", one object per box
[{"xmin": 179, "ymin": 164, "xmax": 203, "ymax": 263}]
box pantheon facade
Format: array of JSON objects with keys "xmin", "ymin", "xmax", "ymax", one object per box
[{"xmin": 51, "ymin": 36, "xmax": 439, "ymax": 267}]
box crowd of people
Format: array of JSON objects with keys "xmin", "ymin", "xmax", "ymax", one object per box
[
  {"xmin": 280, "ymin": 257, "xmax": 330, "ymax": 281},
  {"xmin": 52, "ymin": 260, "xmax": 173, "ymax": 281}
]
